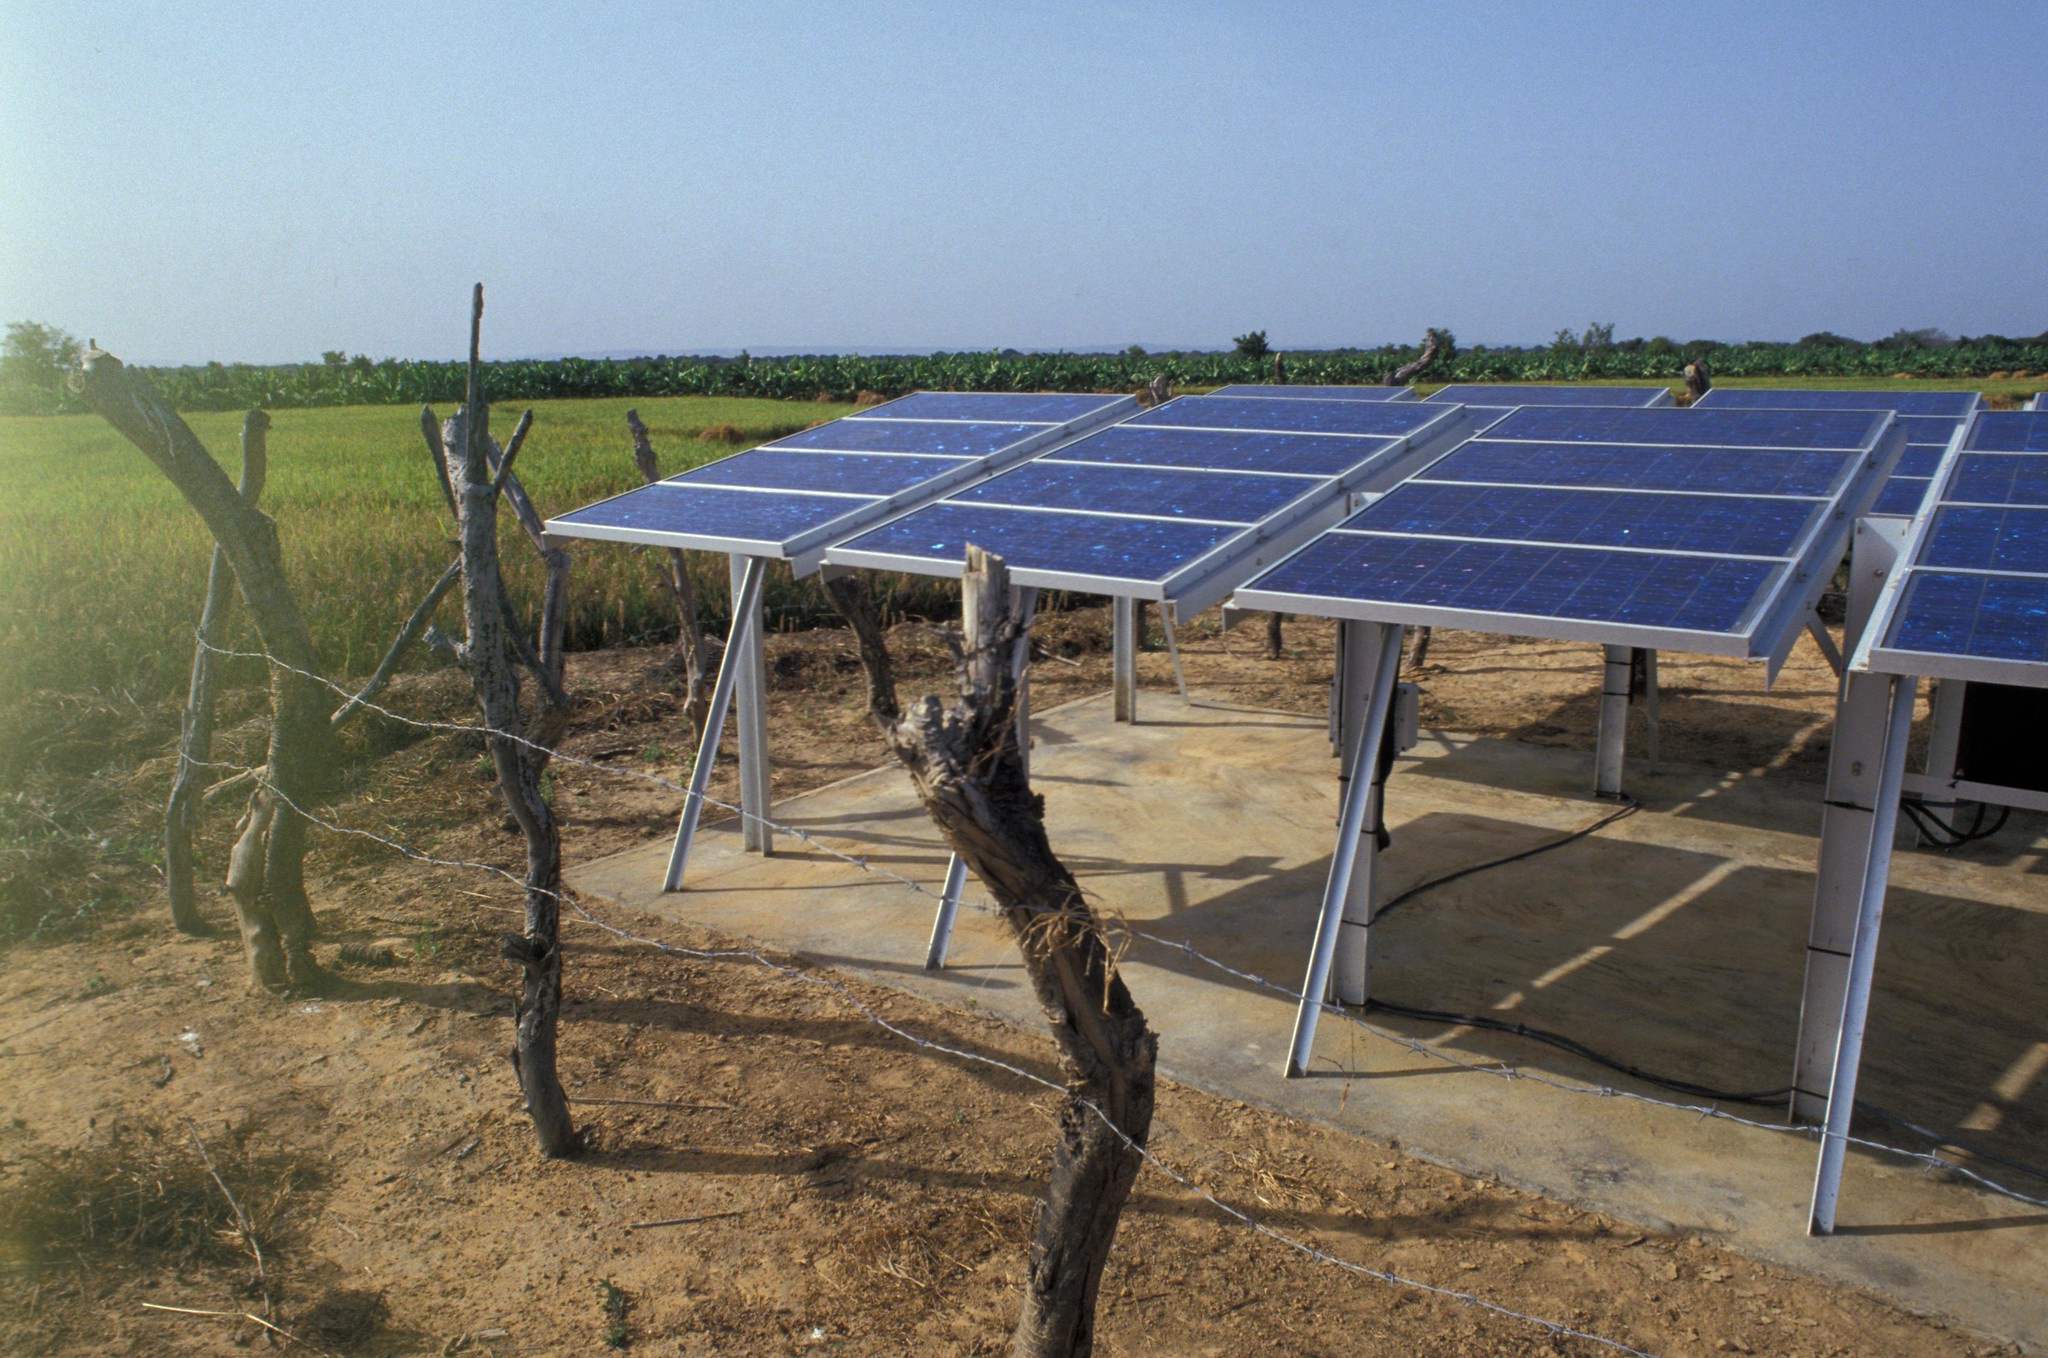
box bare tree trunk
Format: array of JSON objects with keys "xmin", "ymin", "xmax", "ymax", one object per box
[
  {"xmin": 427, "ymin": 286, "xmax": 575, "ymax": 1157},
  {"xmin": 825, "ymin": 555, "xmax": 1157, "ymax": 1358},
  {"xmin": 165, "ymin": 411, "xmax": 269, "ymax": 933},
  {"xmin": 1271, "ymin": 352, "xmax": 1286, "ymax": 385},
  {"xmin": 1683, "ymin": 359, "xmax": 1712, "ymax": 403},
  {"xmin": 1407, "ymin": 626, "xmax": 1433, "ymax": 671},
  {"xmin": 1265, "ymin": 610, "xmax": 1285, "ymax": 660},
  {"xmin": 1385, "ymin": 328, "xmax": 1445, "ymax": 386},
  {"xmin": 626, "ymin": 410, "xmax": 713, "ymax": 740},
  {"xmin": 75, "ymin": 356, "xmax": 333, "ymax": 990}
]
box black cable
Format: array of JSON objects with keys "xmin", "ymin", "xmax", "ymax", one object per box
[
  {"xmin": 1898, "ymin": 796, "xmax": 2010, "ymax": 849},
  {"xmin": 1853, "ymin": 1100, "xmax": 2048, "ymax": 1186},
  {"xmin": 1372, "ymin": 794, "xmax": 1640, "ymax": 924}
]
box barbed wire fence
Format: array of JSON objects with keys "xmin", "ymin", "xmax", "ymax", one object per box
[{"xmin": 169, "ymin": 635, "xmax": 2048, "ymax": 1352}]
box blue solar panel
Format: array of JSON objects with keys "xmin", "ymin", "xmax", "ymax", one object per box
[
  {"xmin": 835, "ymin": 502, "xmax": 1239, "ymax": 584},
  {"xmin": 1896, "ymin": 415, "xmax": 1966, "ymax": 446},
  {"xmin": 1253, "ymin": 534, "xmax": 1778, "ymax": 633},
  {"xmin": 1695, "ymin": 389, "xmax": 1978, "ymax": 417},
  {"xmin": 1893, "ymin": 446, "xmax": 1946, "ymax": 478},
  {"xmin": 956, "ymin": 461, "xmax": 1310, "ymax": 523},
  {"xmin": 1948, "ymin": 453, "xmax": 2048, "ymax": 506},
  {"xmin": 771, "ymin": 419, "xmax": 1044, "ymax": 456},
  {"xmin": 1418, "ymin": 442, "xmax": 1855, "ymax": 498},
  {"xmin": 1485, "ymin": 406, "xmax": 1884, "ymax": 449},
  {"xmin": 1130, "ymin": 396, "xmax": 1448, "ymax": 437},
  {"xmin": 1966, "ymin": 411, "xmax": 2048, "ymax": 453},
  {"xmin": 1424, "ymin": 385, "xmax": 1667, "ymax": 407},
  {"xmin": 1347, "ymin": 482, "xmax": 1822, "ymax": 558},
  {"xmin": 1209, "ymin": 384, "xmax": 1416, "ymax": 401},
  {"xmin": 1872, "ymin": 476, "xmax": 1933, "ymax": 516},
  {"xmin": 552, "ymin": 483, "xmax": 866, "ymax": 543},
  {"xmin": 856, "ymin": 392, "xmax": 1123, "ymax": 423},
  {"xmin": 1887, "ymin": 571, "xmax": 2048, "ymax": 663},
  {"xmin": 1043, "ymin": 425, "xmax": 1391, "ymax": 477},
  {"xmin": 1919, "ymin": 506, "xmax": 2048, "ymax": 573},
  {"xmin": 680, "ymin": 449, "xmax": 968, "ymax": 496}
]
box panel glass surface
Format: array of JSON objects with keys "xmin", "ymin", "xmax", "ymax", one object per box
[
  {"xmin": 854, "ymin": 392, "xmax": 1123, "ymax": 423},
  {"xmin": 1896, "ymin": 415, "xmax": 1967, "ymax": 446},
  {"xmin": 1129, "ymin": 396, "xmax": 1448, "ymax": 437},
  {"xmin": 678, "ymin": 449, "xmax": 968, "ymax": 496},
  {"xmin": 1694, "ymin": 389, "xmax": 1977, "ymax": 417},
  {"xmin": 1424, "ymin": 385, "xmax": 1667, "ymax": 407},
  {"xmin": 552, "ymin": 483, "xmax": 866, "ymax": 542},
  {"xmin": 770, "ymin": 419, "xmax": 1044, "ymax": 456},
  {"xmin": 1418, "ymin": 442, "xmax": 1854, "ymax": 498},
  {"xmin": 1919, "ymin": 506, "xmax": 2048, "ymax": 573},
  {"xmin": 1887, "ymin": 571, "xmax": 2048, "ymax": 662},
  {"xmin": 1893, "ymin": 446, "xmax": 1946, "ymax": 478},
  {"xmin": 1967, "ymin": 411, "xmax": 2048, "ymax": 453},
  {"xmin": 1209, "ymin": 384, "xmax": 1416, "ymax": 401},
  {"xmin": 1346, "ymin": 482, "xmax": 1821, "ymax": 558},
  {"xmin": 956, "ymin": 461, "xmax": 1310, "ymax": 523},
  {"xmin": 1948, "ymin": 453, "xmax": 2048, "ymax": 506},
  {"xmin": 835, "ymin": 503, "xmax": 1239, "ymax": 584},
  {"xmin": 1042, "ymin": 425, "xmax": 1392, "ymax": 477},
  {"xmin": 1872, "ymin": 476, "xmax": 1934, "ymax": 517},
  {"xmin": 1484, "ymin": 406, "xmax": 1883, "ymax": 449},
  {"xmin": 1254, "ymin": 534, "xmax": 1778, "ymax": 633}
]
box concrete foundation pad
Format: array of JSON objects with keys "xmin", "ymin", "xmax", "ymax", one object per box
[{"xmin": 570, "ymin": 692, "xmax": 2048, "ymax": 1346}]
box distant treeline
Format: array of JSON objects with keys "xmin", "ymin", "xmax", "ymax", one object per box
[{"xmin": 8, "ymin": 327, "xmax": 2048, "ymax": 415}]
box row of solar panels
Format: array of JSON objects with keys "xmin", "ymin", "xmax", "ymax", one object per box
[{"xmin": 545, "ymin": 385, "xmax": 2048, "ymax": 686}]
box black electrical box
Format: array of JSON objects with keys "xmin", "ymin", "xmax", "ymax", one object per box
[{"xmin": 1954, "ymin": 682, "xmax": 2048, "ymax": 794}]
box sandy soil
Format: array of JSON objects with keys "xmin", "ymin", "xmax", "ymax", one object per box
[{"xmin": 0, "ymin": 607, "xmax": 2018, "ymax": 1357}]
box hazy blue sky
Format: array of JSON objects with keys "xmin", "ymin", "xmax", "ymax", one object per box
[{"xmin": 5, "ymin": 2, "xmax": 2045, "ymax": 363}]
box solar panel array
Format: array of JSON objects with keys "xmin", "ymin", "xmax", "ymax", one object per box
[
  {"xmin": 1209, "ymin": 384, "xmax": 1418, "ymax": 402},
  {"xmin": 1858, "ymin": 410, "xmax": 2048, "ymax": 684},
  {"xmin": 1233, "ymin": 406, "xmax": 1901, "ymax": 659},
  {"xmin": 824, "ymin": 394, "xmax": 1475, "ymax": 614},
  {"xmin": 543, "ymin": 392, "xmax": 1135, "ymax": 568},
  {"xmin": 1424, "ymin": 384, "xmax": 1675, "ymax": 408},
  {"xmin": 1693, "ymin": 388, "xmax": 1980, "ymax": 519}
]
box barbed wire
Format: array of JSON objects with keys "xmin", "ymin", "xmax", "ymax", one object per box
[{"xmin": 194, "ymin": 634, "xmax": 2048, "ymax": 1216}]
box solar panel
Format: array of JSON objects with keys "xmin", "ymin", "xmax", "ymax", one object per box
[
  {"xmin": 1692, "ymin": 389, "xmax": 1981, "ymax": 520},
  {"xmin": 1849, "ymin": 411, "xmax": 2048, "ymax": 685},
  {"xmin": 1424, "ymin": 384, "xmax": 1674, "ymax": 409},
  {"xmin": 1233, "ymin": 406, "xmax": 1905, "ymax": 663},
  {"xmin": 823, "ymin": 395, "xmax": 1477, "ymax": 615},
  {"xmin": 1209, "ymin": 384, "xmax": 1419, "ymax": 402},
  {"xmin": 543, "ymin": 392, "xmax": 1137, "ymax": 569}
]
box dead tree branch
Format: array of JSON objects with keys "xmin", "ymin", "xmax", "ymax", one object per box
[
  {"xmin": 627, "ymin": 410, "xmax": 714, "ymax": 741},
  {"xmin": 1684, "ymin": 359, "xmax": 1712, "ymax": 403},
  {"xmin": 1385, "ymin": 328, "xmax": 1446, "ymax": 386},
  {"xmin": 827, "ymin": 556, "xmax": 1157, "ymax": 1358},
  {"xmin": 330, "ymin": 558, "xmax": 463, "ymax": 728}
]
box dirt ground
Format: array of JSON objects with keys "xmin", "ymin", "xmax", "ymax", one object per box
[{"xmin": 0, "ymin": 605, "xmax": 2021, "ymax": 1357}]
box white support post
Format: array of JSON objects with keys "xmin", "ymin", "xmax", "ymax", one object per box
[
  {"xmin": 1914, "ymin": 679, "xmax": 1968, "ymax": 841},
  {"xmin": 1328, "ymin": 621, "xmax": 1346, "ymax": 757},
  {"xmin": 1112, "ymin": 595, "xmax": 1138, "ymax": 722},
  {"xmin": 1594, "ymin": 643, "xmax": 1631, "ymax": 798},
  {"xmin": 1330, "ymin": 620, "xmax": 1388, "ymax": 1006},
  {"xmin": 1641, "ymin": 648, "xmax": 1660, "ymax": 772},
  {"xmin": 664, "ymin": 556, "xmax": 767, "ymax": 891},
  {"xmin": 1809, "ymin": 673, "xmax": 1917, "ymax": 1235},
  {"xmin": 729, "ymin": 555, "xmax": 772, "ymax": 854},
  {"xmin": 1806, "ymin": 613, "xmax": 1845, "ymax": 677},
  {"xmin": 1287, "ymin": 622, "xmax": 1403, "ymax": 1078},
  {"xmin": 923, "ymin": 586, "xmax": 1038, "ymax": 970},
  {"xmin": 1789, "ymin": 518, "xmax": 1907, "ymax": 1120},
  {"xmin": 1159, "ymin": 606, "xmax": 1192, "ymax": 703}
]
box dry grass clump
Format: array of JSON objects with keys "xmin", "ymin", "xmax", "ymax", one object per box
[{"xmin": 697, "ymin": 422, "xmax": 746, "ymax": 444}]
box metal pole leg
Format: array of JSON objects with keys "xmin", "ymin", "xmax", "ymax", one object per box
[
  {"xmin": 1594, "ymin": 643, "xmax": 1630, "ymax": 798},
  {"xmin": 1159, "ymin": 606, "xmax": 1192, "ymax": 703},
  {"xmin": 730, "ymin": 555, "xmax": 772, "ymax": 854},
  {"xmin": 664, "ymin": 557, "xmax": 767, "ymax": 890},
  {"xmin": 1287, "ymin": 622, "xmax": 1403, "ymax": 1078},
  {"xmin": 1810, "ymin": 674, "xmax": 1916, "ymax": 1235},
  {"xmin": 926, "ymin": 855, "xmax": 968, "ymax": 970},
  {"xmin": 1641, "ymin": 648, "xmax": 1660, "ymax": 772},
  {"xmin": 1112, "ymin": 596, "xmax": 1138, "ymax": 722}
]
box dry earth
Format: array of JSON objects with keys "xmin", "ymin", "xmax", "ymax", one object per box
[{"xmin": 0, "ymin": 606, "xmax": 2020, "ymax": 1357}]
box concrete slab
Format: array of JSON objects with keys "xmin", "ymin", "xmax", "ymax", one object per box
[{"xmin": 570, "ymin": 692, "xmax": 2048, "ymax": 1346}]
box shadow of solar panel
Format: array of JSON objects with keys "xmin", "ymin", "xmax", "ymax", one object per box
[
  {"xmin": 1209, "ymin": 384, "xmax": 1416, "ymax": 401},
  {"xmin": 1888, "ymin": 571, "xmax": 2048, "ymax": 662},
  {"xmin": 956, "ymin": 461, "xmax": 1309, "ymax": 523},
  {"xmin": 1130, "ymin": 396, "xmax": 1446, "ymax": 437},
  {"xmin": 1486, "ymin": 407, "xmax": 1883, "ymax": 449},
  {"xmin": 1423, "ymin": 385, "xmax": 1666, "ymax": 407},
  {"xmin": 771, "ymin": 419, "xmax": 1042, "ymax": 456},
  {"xmin": 1698, "ymin": 389, "xmax": 1978, "ymax": 417},
  {"xmin": 857, "ymin": 392, "xmax": 1121, "ymax": 423},
  {"xmin": 1254, "ymin": 535, "xmax": 1778, "ymax": 632},
  {"xmin": 1044, "ymin": 425, "xmax": 1393, "ymax": 476},
  {"xmin": 1967, "ymin": 412, "xmax": 2048, "ymax": 453},
  {"xmin": 1345, "ymin": 482, "xmax": 1822, "ymax": 557},
  {"xmin": 1419, "ymin": 442, "xmax": 1854, "ymax": 497},
  {"xmin": 679, "ymin": 449, "xmax": 968, "ymax": 496},
  {"xmin": 1922, "ymin": 506, "xmax": 2048, "ymax": 572},
  {"xmin": 1873, "ymin": 476, "xmax": 1933, "ymax": 516},
  {"xmin": 553, "ymin": 483, "xmax": 867, "ymax": 542},
  {"xmin": 837, "ymin": 502, "xmax": 1237, "ymax": 582},
  {"xmin": 1948, "ymin": 454, "xmax": 2048, "ymax": 506}
]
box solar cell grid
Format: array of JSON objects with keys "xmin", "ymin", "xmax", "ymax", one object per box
[
  {"xmin": 1343, "ymin": 482, "xmax": 1824, "ymax": 559},
  {"xmin": 1947, "ymin": 454, "xmax": 2048, "ymax": 506},
  {"xmin": 1694, "ymin": 388, "xmax": 1978, "ymax": 418},
  {"xmin": 853, "ymin": 392, "xmax": 1121, "ymax": 423},
  {"xmin": 837, "ymin": 502, "xmax": 1241, "ymax": 587},
  {"xmin": 1041, "ymin": 425, "xmax": 1391, "ymax": 477},
  {"xmin": 1872, "ymin": 478, "xmax": 1933, "ymax": 517},
  {"xmin": 1417, "ymin": 441, "xmax": 1855, "ymax": 498},
  {"xmin": 1129, "ymin": 395, "xmax": 1450, "ymax": 438},
  {"xmin": 771, "ymin": 419, "xmax": 1046, "ymax": 456},
  {"xmin": 1423, "ymin": 385, "xmax": 1669, "ymax": 408},
  {"xmin": 1209, "ymin": 384, "xmax": 1418, "ymax": 401},
  {"xmin": 954, "ymin": 460, "xmax": 1311, "ymax": 523},
  {"xmin": 1967, "ymin": 411, "xmax": 2048, "ymax": 453},
  {"xmin": 1485, "ymin": 406, "xmax": 1885, "ymax": 449},
  {"xmin": 680, "ymin": 449, "xmax": 969, "ymax": 496}
]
